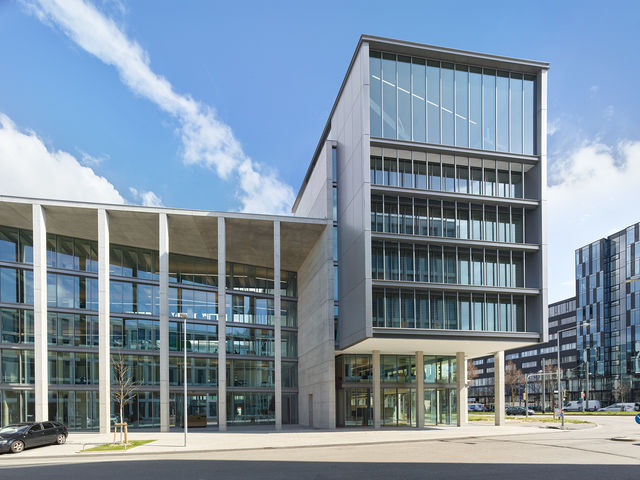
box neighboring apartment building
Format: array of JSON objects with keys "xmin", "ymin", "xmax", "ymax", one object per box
[
  {"xmin": 472, "ymin": 221, "xmax": 640, "ymax": 409},
  {"xmin": 293, "ymin": 35, "xmax": 548, "ymax": 428},
  {"xmin": 575, "ymin": 223, "xmax": 640, "ymax": 404},
  {"xmin": 0, "ymin": 35, "xmax": 549, "ymax": 431},
  {"xmin": 470, "ymin": 297, "xmax": 577, "ymax": 409}
]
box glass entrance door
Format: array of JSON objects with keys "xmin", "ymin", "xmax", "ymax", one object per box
[
  {"xmin": 382, "ymin": 388, "xmax": 416, "ymax": 426},
  {"xmin": 424, "ymin": 388, "xmax": 437, "ymax": 425},
  {"xmin": 397, "ymin": 388, "xmax": 415, "ymax": 426},
  {"xmin": 437, "ymin": 388, "xmax": 457, "ymax": 425}
]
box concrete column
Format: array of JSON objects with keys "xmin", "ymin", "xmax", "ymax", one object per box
[
  {"xmin": 494, "ymin": 351, "xmax": 505, "ymax": 426},
  {"xmin": 456, "ymin": 352, "xmax": 468, "ymax": 426},
  {"xmin": 32, "ymin": 204, "xmax": 48, "ymax": 422},
  {"xmin": 217, "ymin": 217, "xmax": 227, "ymax": 431},
  {"xmin": 273, "ymin": 221, "xmax": 282, "ymax": 430},
  {"xmin": 159, "ymin": 213, "xmax": 170, "ymax": 432},
  {"xmin": 416, "ymin": 351, "xmax": 424, "ymax": 428},
  {"xmin": 372, "ymin": 350, "xmax": 381, "ymax": 429},
  {"xmin": 98, "ymin": 209, "xmax": 110, "ymax": 433}
]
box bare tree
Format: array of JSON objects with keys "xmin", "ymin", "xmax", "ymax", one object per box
[
  {"xmin": 612, "ymin": 379, "xmax": 631, "ymax": 403},
  {"xmin": 112, "ymin": 354, "xmax": 139, "ymax": 442},
  {"xmin": 467, "ymin": 359, "xmax": 479, "ymax": 387},
  {"xmin": 505, "ymin": 360, "xmax": 525, "ymax": 406}
]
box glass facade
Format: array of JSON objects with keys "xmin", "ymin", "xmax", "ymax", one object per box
[
  {"xmin": 371, "ymin": 195, "xmax": 525, "ymax": 243},
  {"xmin": 370, "ymin": 149, "xmax": 532, "ymax": 200},
  {"xmin": 575, "ymin": 223, "xmax": 640, "ymax": 404},
  {"xmin": 335, "ymin": 354, "xmax": 457, "ymax": 427},
  {"xmin": 372, "ymin": 288, "xmax": 525, "ymax": 332},
  {"xmin": 0, "ymin": 225, "xmax": 298, "ymax": 429},
  {"xmin": 370, "ymin": 51, "xmax": 537, "ymax": 155}
]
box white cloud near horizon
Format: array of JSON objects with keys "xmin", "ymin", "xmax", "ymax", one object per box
[
  {"xmin": 27, "ymin": 0, "xmax": 295, "ymax": 215},
  {"xmin": 0, "ymin": 112, "xmax": 163, "ymax": 207},
  {"xmin": 0, "ymin": 113, "xmax": 126, "ymax": 204},
  {"xmin": 129, "ymin": 187, "xmax": 162, "ymax": 207},
  {"xmin": 547, "ymin": 140, "xmax": 640, "ymax": 302}
]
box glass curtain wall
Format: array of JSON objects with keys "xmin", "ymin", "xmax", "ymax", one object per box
[
  {"xmin": 370, "ymin": 149, "xmax": 531, "ymax": 201},
  {"xmin": 370, "ymin": 51, "xmax": 537, "ymax": 155},
  {"xmin": 372, "ymin": 288, "xmax": 526, "ymax": 332}
]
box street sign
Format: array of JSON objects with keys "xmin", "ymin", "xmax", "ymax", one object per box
[
  {"xmin": 635, "ymin": 413, "xmax": 640, "ymax": 425},
  {"xmin": 581, "ymin": 391, "xmax": 585, "ymax": 398}
]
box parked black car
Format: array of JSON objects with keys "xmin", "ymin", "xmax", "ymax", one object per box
[
  {"xmin": 0, "ymin": 422, "xmax": 68, "ymax": 454},
  {"xmin": 505, "ymin": 406, "xmax": 535, "ymax": 415}
]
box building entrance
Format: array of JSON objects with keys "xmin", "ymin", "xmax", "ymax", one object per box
[
  {"xmin": 382, "ymin": 387, "xmax": 416, "ymax": 426},
  {"xmin": 424, "ymin": 388, "xmax": 457, "ymax": 425}
]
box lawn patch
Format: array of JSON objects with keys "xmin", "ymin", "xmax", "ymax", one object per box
[{"xmin": 82, "ymin": 439, "xmax": 155, "ymax": 452}]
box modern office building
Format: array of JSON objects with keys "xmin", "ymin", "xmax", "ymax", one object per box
[
  {"xmin": 575, "ymin": 222, "xmax": 640, "ymax": 404},
  {"xmin": 0, "ymin": 35, "xmax": 549, "ymax": 431},
  {"xmin": 470, "ymin": 297, "xmax": 578, "ymax": 409},
  {"xmin": 293, "ymin": 35, "xmax": 548, "ymax": 428},
  {"xmin": 0, "ymin": 200, "xmax": 331, "ymax": 432}
]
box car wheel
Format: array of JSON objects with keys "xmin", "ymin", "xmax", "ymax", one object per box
[
  {"xmin": 56, "ymin": 434, "xmax": 66, "ymax": 445},
  {"xmin": 10, "ymin": 441, "xmax": 24, "ymax": 454}
]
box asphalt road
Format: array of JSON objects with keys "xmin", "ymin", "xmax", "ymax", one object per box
[{"xmin": 1, "ymin": 416, "xmax": 639, "ymax": 479}]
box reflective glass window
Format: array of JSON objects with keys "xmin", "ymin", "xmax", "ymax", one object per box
[
  {"xmin": 469, "ymin": 67, "xmax": 482, "ymax": 149},
  {"xmin": 397, "ymin": 56, "xmax": 411, "ymax": 140},
  {"xmin": 382, "ymin": 53, "xmax": 397, "ymax": 138},
  {"xmin": 523, "ymin": 75, "xmax": 536, "ymax": 155},
  {"xmin": 510, "ymin": 73, "xmax": 523, "ymax": 154},
  {"xmin": 370, "ymin": 52, "xmax": 382, "ymax": 137},
  {"xmin": 496, "ymin": 71, "xmax": 509, "ymax": 152},
  {"xmin": 483, "ymin": 69, "xmax": 496, "ymax": 150},
  {"xmin": 411, "ymin": 58, "xmax": 426, "ymax": 142},
  {"xmin": 427, "ymin": 61, "xmax": 440, "ymax": 143},
  {"xmin": 455, "ymin": 65, "xmax": 468, "ymax": 147},
  {"xmin": 441, "ymin": 63, "xmax": 454, "ymax": 145}
]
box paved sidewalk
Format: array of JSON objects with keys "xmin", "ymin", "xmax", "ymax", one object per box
[{"xmin": 9, "ymin": 422, "xmax": 570, "ymax": 460}]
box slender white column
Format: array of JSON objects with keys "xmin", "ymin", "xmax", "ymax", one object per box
[
  {"xmin": 98, "ymin": 209, "xmax": 110, "ymax": 433},
  {"xmin": 217, "ymin": 217, "xmax": 227, "ymax": 431},
  {"xmin": 372, "ymin": 350, "xmax": 381, "ymax": 429},
  {"xmin": 273, "ymin": 221, "xmax": 282, "ymax": 430},
  {"xmin": 456, "ymin": 352, "xmax": 468, "ymax": 426},
  {"xmin": 159, "ymin": 213, "xmax": 170, "ymax": 432},
  {"xmin": 416, "ymin": 351, "xmax": 424, "ymax": 428},
  {"xmin": 494, "ymin": 351, "xmax": 505, "ymax": 426},
  {"xmin": 32, "ymin": 204, "xmax": 48, "ymax": 422}
]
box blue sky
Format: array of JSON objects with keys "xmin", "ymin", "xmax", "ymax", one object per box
[{"xmin": 1, "ymin": 0, "xmax": 639, "ymax": 301}]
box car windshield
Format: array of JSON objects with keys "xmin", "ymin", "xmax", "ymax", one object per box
[{"xmin": 0, "ymin": 425, "xmax": 29, "ymax": 434}]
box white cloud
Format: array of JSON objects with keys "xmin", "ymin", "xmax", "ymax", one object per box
[
  {"xmin": 547, "ymin": 140, "xmax": 640, "ymax": 302},
  {"xmin": 27, "ymin": 0, "xmax": 295, "ymax": 215},
  {"xmin": 129, "ymin": 187, "xmax": 162, "ymax": 207},
  {"xmin": 0, "ymin": 113, "xmax": 125, "ymax": 204},
  {"xmin": 78, "ymin": 149, "xmax": 108, "ymax": 167}
]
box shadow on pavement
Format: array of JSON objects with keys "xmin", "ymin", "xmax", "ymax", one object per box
[{"xmin": 1, "ymin": 460, "xmax": 639, "ymax": 480}]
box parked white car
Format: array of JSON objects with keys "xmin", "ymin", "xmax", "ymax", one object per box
[
  {"xmin": 468, "ymin": 403, "xmax": 485, "ymax": 412},
  {"xmin": 597, "ymin": 402, "xmax": 636, "ymax": 412}
]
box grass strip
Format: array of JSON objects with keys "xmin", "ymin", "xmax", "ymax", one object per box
[
  {"xmin": 82, "ymin": 439, "xmax": 155, "ymax": 452},
  {"xmin": 468, "ymin": 415, "xmax": 593, "ymax": 424}
]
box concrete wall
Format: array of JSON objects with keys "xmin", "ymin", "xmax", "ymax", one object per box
[
  {"xmin": 294, "ymin": 141, "xmax": 332, "ymax": 219},
  {"xmin": 297, "ymin": 225, "xmax": 335, "ymax": 428},
  {"xmin": 332, "ymin": 41, "xmax": 372, "ymax": 350}
]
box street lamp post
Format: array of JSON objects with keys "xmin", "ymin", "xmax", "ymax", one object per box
[
  {"xmin": 556, "ymin": 321, "xmax": 589, "ymax": 429},
  {"xmin": 177, "ymin": 312, "xmax": 188, "ymax": 447}
]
